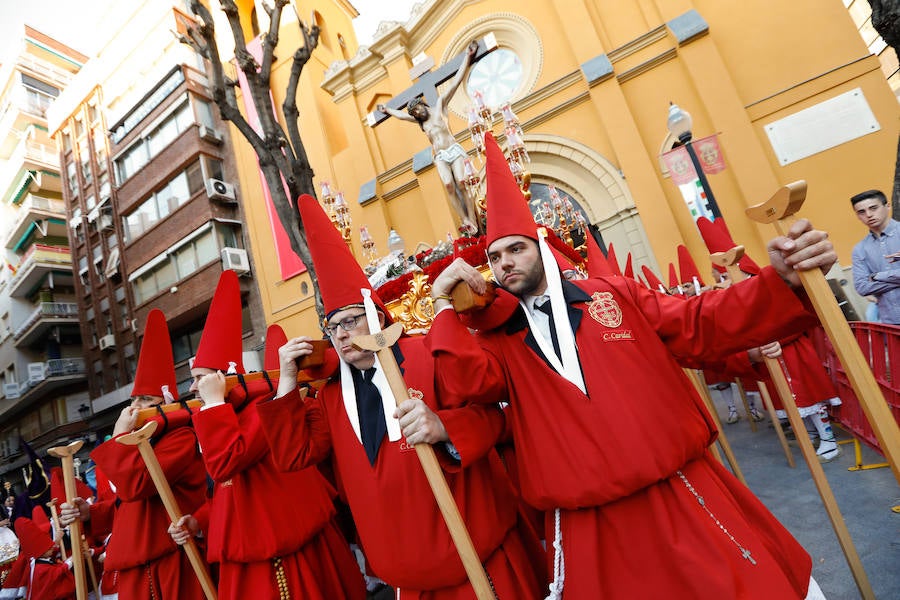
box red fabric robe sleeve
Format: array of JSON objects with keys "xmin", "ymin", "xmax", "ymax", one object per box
[
  {"xmin": 192, "ymin": 403, "xmax": 270, "ymax": 481},
  {"xmin": 437, "ymin": 403, "xmax": 506, "ymax": 468},
  {"xmin": 92, "ymin": 427, "xmax": 199, "ymax": 502},
  {"xmin": 85, "ymin": 497, "xmax": 116, "ymax": 541},
  {"xmin": 427, "ymin": 308, "xmax": 509, "ymax": 409},
  {"xmin": 257, "ymin": 388, "xmax": 334, "ymax": 473}
]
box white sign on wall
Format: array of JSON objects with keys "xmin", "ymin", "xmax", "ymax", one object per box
[{"xmin": 764, "ymin": 87, "xmax": 880, "ymax": 166}]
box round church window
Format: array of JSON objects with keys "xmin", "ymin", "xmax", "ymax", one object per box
[{"xmin": 466, "ymin": 48, "xmax": 524, "ymax": 109}]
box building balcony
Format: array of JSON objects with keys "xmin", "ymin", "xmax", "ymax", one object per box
[
  {"xmin": 3, "ymin": 194, "xmax": 67, "ymax": 250},
  {"xmin": 7, "ymin": 244, "xmax": 72, "ymax": 298},
  {"xmin": 0, "ymin": 137, "xmax": 60, "ymax": 203},
  {"xmin": 13, "ymin": 301, "xmax": 80, "ymax": 348},
  {"xmin": 0, "ymin": 357, "xmax": 87, "ymax": 422}
]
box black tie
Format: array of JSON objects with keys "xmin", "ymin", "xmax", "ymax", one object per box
[
  {"xmin": 536, "ymin": 298, "xmax": 562, "ymax": 360},
  {"xmin": 356, "ymin": 367, "xmax": 386, "ymax": 466}
]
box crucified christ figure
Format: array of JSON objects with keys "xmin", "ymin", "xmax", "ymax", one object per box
[{"xmin": 378, "ymin": 40, "xmax": 480, "ymax": 234}]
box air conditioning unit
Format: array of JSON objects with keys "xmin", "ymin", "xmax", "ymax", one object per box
[
  {"xmin": 221, "ymin": 247, "xmax": 250, "ymax": 275},
  {"xmin": 199, "ymin": 125, "xmax": 223, "ymax": 145},
  {"xmin": 99, "ymin": 333, "xmax": 116, "ymax": 351},
  {"xmin": 205, "ymin": 178, "xmax": 236, "ymax": 203}
]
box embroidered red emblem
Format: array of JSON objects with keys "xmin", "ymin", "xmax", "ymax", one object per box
[
  {"xmin": 408, "ymin": 388, "xmax": 424, "ymax": 401},
  {"xmin": 588, "ymin": 291, "xmax": 623, "ymax": 328}
]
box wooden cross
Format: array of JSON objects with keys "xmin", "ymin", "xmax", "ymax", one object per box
[{"xmin": 368, "ymin": 35, "xmax": 497, "ymax": 127}]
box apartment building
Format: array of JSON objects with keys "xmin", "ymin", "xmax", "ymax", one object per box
[
  {"xmin": 0, "ymin": 27, "xmax": 88, "ymax": 478},
  {"xmin": 49, "ymin": 1, "xmax": 266, "ymax": 431}
]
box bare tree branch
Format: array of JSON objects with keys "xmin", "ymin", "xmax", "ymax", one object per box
[
  {"xmin": 182, "ymin": 0, "xmax": 325, "ymax": 316},
  {"xmin": 188, "ymin": 1, "xmax": 266, "ymax": 157},
  {"xmin": 259, "ymin": 0, "xmax": 288, "ymax": 88},
  {"xmin": 283, "ymin": 21, "xmax": 320, "ymax": 189}
]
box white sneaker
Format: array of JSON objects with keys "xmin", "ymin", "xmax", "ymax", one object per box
[
  {"xmin": 726, "ymin": 408, "xmax": 739, "ymax": 424},
  {"xmin": 749, "ymin": 408, "xmax": 765, "ymax": 422},
  {"xmin": 817, "ymin": 440, "xmax": 841, "ymax": 462}
]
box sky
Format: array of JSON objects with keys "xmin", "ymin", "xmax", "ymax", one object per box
[{"xmin": 0, "ymin": 0, "xmax": 421, "ymax": 60}]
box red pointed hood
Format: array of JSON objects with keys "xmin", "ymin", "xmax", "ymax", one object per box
[
  {"xmin": 15, "ymin": 517, "xmax": 54, "ymax": 559},
  {"xmin": 584, "ymin": 233, "xmax": 614, "ymax": 277},
  {"xmin": 606, "ymin": 243, "xmax": 623, "ymax": 276},
  {"xmin": 132, "ymin": 309, "xmax": 178, "ymax": 400},
  {"xmin": 667, "ymin": 262, "xmax": 679, "ymax": 289},
  {"xmin": 30, "ymin": 506, "xmax": 51, "ymax": 535},
  {"xmin": 642, "ymin": 265, "xmax": 666, "ymax": 292},
  {"xmin": 50, "ymin": 467, "xmax": 93, "ymax": 505},
  {"xmin": 296, "ymin": 194, "xmax": 389, "ymax": 319},
  {"xmin": 484, "ymin": 132, "xmax": 537, "ymax": 248},
  {"xmin": 193, "ymin": 270, "xmax": 245, "ymax": 374},
  {"xmin": 623, "ymin": 253, "xmax": 635, "ymax": 280},
  {"xmin": 696, "ymin": 217, "xmax": 761, "ymax": 276},
  {"xmin": 677, "ymin": 245, "xmax": 705, "ymax": 287}
]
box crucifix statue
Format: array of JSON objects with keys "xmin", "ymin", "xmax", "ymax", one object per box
[{"xmin": 373, "ymin": 37, "xmax": 495, "ymax": 235}]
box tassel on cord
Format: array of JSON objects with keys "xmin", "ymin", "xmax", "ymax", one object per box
[
  {"xmin": 545, "ymin": 508, "xmax": 565, "ymax": 600},
  {"xmin": 161, "ymin": 384, "xmax": 175, "ymax": 404}
]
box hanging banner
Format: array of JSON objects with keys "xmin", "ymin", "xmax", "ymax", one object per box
[
  {"xmin": 236, "ymin": 37, "xmax": 306, "ymax": 280},
  {"xmin": 661, "ymin": 145, "xmax": 697, "ymax": 185},
  {"xmin": 694, "ymin": 134, "xmax": 727, "ymax": 174}
]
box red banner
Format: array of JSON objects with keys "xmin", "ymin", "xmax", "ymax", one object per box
[
  {"xmin": 236, "ymin": 37, "xmax": 306, "ymax": 280},
  {"xmin": 661, "ymin": 145, "xmax": 696, "ymax": 185},
  {"xmin": 694, "ymin": 134, "xmax": 726, "ymax": 174}
]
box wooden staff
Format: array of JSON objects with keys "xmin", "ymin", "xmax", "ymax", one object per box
[
  {"xmin": 744, "ymin": 182, "xmax": 878, "ymax": 599},
  {"xmin": 46, "ymin": 499, "xmax": 66, "ymax": 561},
  {"xmin": 733, "ymin": 378, "xmax": 758, "ymax": 433},
  {"xmin": 352, "ymin": 323, "xmax": 495, "ymax": 600},
  {"xmin": 757, "ymin": 382, "xmax": 796, "ymax": 468},
  {"xmin": 746, "ymin": 181, "xmax": 900, "ymax": 485},
  {"xmin": 767, "ymin": 355, "xmax": 874, "ymax": 598},
  {"xmin": 47, "ymin": 442, "xmax": 87, "ymax": 600},
  {"xmin": 117, "ymin": 422, "xmax": 217, "ymax": 600},
  {"xmin": 711, "ymin": 246, "xmax": 794, "ymax": 466},
  {"xmin": 81, "ymin": 535, "xmax": 101, "ymax": 599},
  {"xmin": 684, "ymin": 368, "xmax": 747, "ymax": 486}
]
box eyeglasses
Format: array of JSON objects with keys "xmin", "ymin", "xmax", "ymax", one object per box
[{"xmin": 323, "ymin": 312, "xmax": 367, "ymax": 337}]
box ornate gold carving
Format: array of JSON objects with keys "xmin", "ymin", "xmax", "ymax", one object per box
[{"xmin": 390, "ymin": 272, "xmax": 436, "ymax": 333}]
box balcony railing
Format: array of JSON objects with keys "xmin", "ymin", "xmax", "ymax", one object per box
[
  {"xmin": 2, "ymin": 194, "xmax": 67, "ymax": 247},
  {"xmin": 0, "ymin": 137, "xmax": 59, "ymax": 193},
  {"xmin": 7, "ymin": 244, "xmax": 71, "ymax": 291},
  {"xmin": 26, "ymin": 358, "xmax": 86, "ymax": 385},
  {"xmin": 13, "ymin": 302, "xmax": 79, "ymax": 339}
]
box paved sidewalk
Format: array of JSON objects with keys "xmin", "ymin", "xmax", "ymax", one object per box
[{"xmin": 710, "ymin": 394, "xmax": 900, "ymax": 599}]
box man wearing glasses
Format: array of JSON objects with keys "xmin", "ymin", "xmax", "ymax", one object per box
[{"xmin": 257, "ymin": 195, "xmax": 543, "ymax": 599}]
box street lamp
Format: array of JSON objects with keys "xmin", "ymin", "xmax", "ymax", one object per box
[{"xmin": 666, "ymin": 102, "xmax": 722, "ymax": 219}]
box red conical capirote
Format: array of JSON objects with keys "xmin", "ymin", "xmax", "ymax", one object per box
[
  {"xmin": 132, "ymin": 309, "xmax": 178, "ymax": 399},
  {"xmin": 484, "ymin": 133, "xmax": 538, "ymax": 248},
  {"xmin": 677, "ymin": 245, "xmax": 705, "ymax": 287},
  {"xmin": 193, "ymin": 270, "xmax": 245, "ymax": 374},
  {"xmin": 296, "ymin": 194, "xmax": 390, "ymax": 319}
]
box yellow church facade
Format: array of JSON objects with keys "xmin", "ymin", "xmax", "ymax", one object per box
[{"xmin": 229, "ymin": 0, "xmax": 900, "ymax": 335}]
